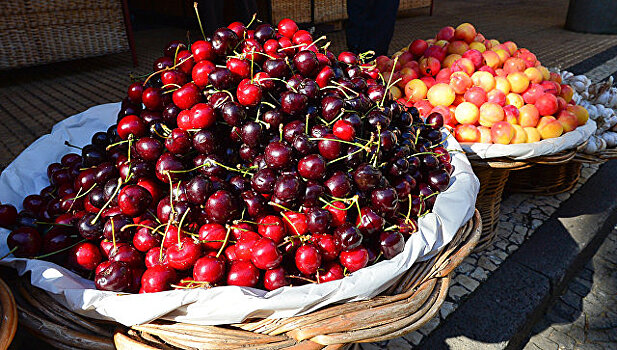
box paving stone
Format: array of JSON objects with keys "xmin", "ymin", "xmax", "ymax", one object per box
[
  {"xmin": 448, "ymin": 285, "xmax": 469, "ymax": 302},
  {"xmin": 456, "ymin": 262, "xmax": 475, "ymax": 274},
  {"xmin": 418, "ymin": 316, "xmax": 440, "ymax": 336},
  {"xmin": 530, "ymin": 336, "xmax": 560, "ymax": 350},
  {"xmin": 567, "ymin": 325, "xmax": 585, "ymax": 342},
  {"xmin": 478, "ymin": 255, "xmax": 498, "ymax": 271},
  {"xmin": 403, "ymin": 331, "xmax": 423, "ymax": 346},
  {"xmin": 359, "ymin": 342, "xmax": 384, "ymax": 350},
  {"xmin": 560, "ymin": 290, "xmax": 584, "ymax": 310},
  {"xmin": 532, "ymin": 219, "xmax": 544, "ymax": 229},
  {"xmin": 457, "ymin": 275, "xmax": 480, "ymax": 292},
  {"xmin": 507, "ymin": 244, "xmax": 520, "ymax": 254},
  {"xmin": 548, "ymin": 329, "xmax": 576, "ymax": 348},
  {"xmin": 382, "ymin": 337, "xmax": 410, "ymax": 350},
  {"xmin": 439, "ymin": 301, "xmax": 456, "ymax": 320},
  {"xmin": 470, "ymin": 267, "xmax": 488, "ymax": 281}
]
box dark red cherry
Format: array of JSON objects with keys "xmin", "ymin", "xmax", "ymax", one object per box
[
  {"xmin": 324, "ymin": 171, "xmax": 352, "ymax": 198},
  {"xmin": 0, "ymin": 204, "xmax": 18, "ymax": 228},
  {"xmin": 306, "ymin": 208, "xmax": 332, "ymax": 235},
  {"xmin": 264, "ymin": 141, "xmax": 293, "ymax": 169},
  {"xmin": 205, "ymin": 190, "xmax": 239, "ymax": 224},
  {"xmin": 102, "ymin": 215, "xmax": 134, "ymax": 242},
  {"xmin": 297, "ymin": 154, "xmax": 326, "ymax": 180},
  {"xmin": 118, "ymin": 185, "xmax": 152, "ymax": 216},
  {"xmin": 7, "ymin": 227, "xmax": 41, "ymax": 257},
  {"xmin": 334, "ymin": 223, "xmax": 362, "ymax": 251},
  {"xmin": 293, "ymin": 50, "xmax": 320, "ymax": 77},
  {"xmin": 317, "ymin": 134, "xmax": 342, "ymax": 160},
  {"xmin": 95, "ymin": 261, "xmax": 133, "ymax": 292},
  {"xmin": 356, "ymin": 207, "xmax": 385, "ymax": 237},
  {"xmin": 379, "ymin": 231, "xmax": 405, "ymax": 259}
]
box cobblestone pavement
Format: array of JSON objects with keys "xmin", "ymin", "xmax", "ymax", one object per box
[
  {"xmin": 523, "ymin": 227, "xmax": 617, "ymax": 350},
  {"xmin": 359, "ymin": 163, "xmax": 602, "ymax": 349}
]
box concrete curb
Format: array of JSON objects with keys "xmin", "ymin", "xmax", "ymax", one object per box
[{"xmin": 419, "ymin": 160, "xmax": 617, "ymax": 349}]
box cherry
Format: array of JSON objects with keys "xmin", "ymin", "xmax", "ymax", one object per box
[
  {"xmin": 278, "ymin": 19, "xmax": 299, "ymax": 38},
  {"xmin": 283, "ymin": 212, "xmax": 308, "ymax": 236},
  {"xmin": 193, "ymin": 256, "xmax": 225, "ymax": 283},
  {"xmin": 141, "ymin": 265, "xmax": 177, "ymax": 293},
  {"xmin": 306, "ymin": 207, "xmax": 332, "ymax": 235},
  {"xmin": 208, "ymin": 68, "xmax": 235, "ymax": 90},
  {"xmin": 297, "ymin": 154, "xmax": 326, "ymax": 180},
  {"xmin": 316, "ymin": 66, "xmax": 334, "ymax": 88},
  {"xmin": 254, "ymin": 23, "xmax": 276, "ymax": 43},
  {"xmin": 0, "ymin": 204, "xmax": 18, "ymax": 228},
  {"xmin": 295, "ymin": 244, "xmax": 321, "ymax": 275},
  {"xmin": 371, "ymin": 187, "xmax": 399, "ymax": 214},
  {"xmin": 426, "ymin": 112, "xmax": 444, "ymax": 129},
  {"xmin": 251, "ymin": 237, "xmax": 282, "ymax": 269},
  {"xmin": 356, "ymin": 207, "xmax": 385, "ymax": 237},
  {"xmin": 241, "ymin": 191, "xmax": 267, "ymax": 218},
  {"xmin": 311, "ymin": 234, "xmax": 341, "ymax": 261},
  {"xmin": 118, "ymin": 185, "xmax": 152, "ymax": 216},
  {"xmin": 108, "ymin": 244, "xmax": 143, "ymax": 269},
  {"xmin": 237, "ymin": 80, "xmax": 263, "ymax": 107},
  {"xmin": 161, "ymin": 70, "xmax": 187, "ymax": 86},
  {"xmin": 293, "ymin": 50, "xmax": 320, "ymax": 77},
  {"xmin": 95, "ymin": 261, "xmax": 133, "ymax": 292},
  {"xmin": 133, "ymin": 221, "xmax": 161, "ymax": 252},
  {"xmin": 325, "ymin": 201, "xmax": 347, "ymax": 227},
  {"xmin": 175, "ymin": 50, "xmax": 194, "ymax": 75},
  {"xmin": 333, "ymin": 120, "xmax": 355, "ymax": 141},
  {"xmin": 205, "ymin": 190, "xmax": 238, "ymax": 224},
  {"xmin": 199, "ymin": 223, "xmax": 228, "ymax": 250},
  {"xmin": 257, "ymin": 215, "xmax": 287, "ymax": 244},
  {"xmin": 325, "ymin": 171, "xmax": 352, "ymax": 198},
  {"xmin": 155, "ymin": 152, "xmax": 184, "ymax": 183},
  {"xmin": 142, "ymin": 87, "xmax": 164, "ymax": 111},
  {"xmin": 165, "ymin": 128, "xmax": 192, "ymax": 155},
  {"xmin": 321, "ymin": 96, "xmax": 344, "ymax": 122},
  {"xmin": 68, "ymin": 242, "xmax": 102, "ymax": 270},
  {"xmin": 251, "ymin": 168, "xmax": 277, "ymax": 194},
  {"xmin": 318, "ymin": 134, "xmax": 342, "ymax": 160},
  {"xmin": 102, "ymin": 214, "xmax": 134, "ymax": 242},
  {"xmin": 40, "ymin": 227, "xmax": 75, "ymax": 262},
  {"xmin": 340, "ymin": 246, "xmax": 369, "ymax": 272},
  {"xmin": 227, "ymin": 260, "xmax": 259, "ymax": 287},
  {"xmin": 172, "ymin": 83, "xmax": 201, "ymax": 110},
  {"xmin": 135, "ymin": 137, "xmax": 163, "ymax": 162},
  {"xmin": 117, "ymin": 115, "xmax": 146, "ymax": 140},
  {"xmin": 211, "ymin": 28, "xmax": 239, "ymax": 56},
  {"xmin": 263, "ymin": 58, "xmax": 291, "ymax": 79},
  {"xmin": 264, "ymin": 267, "xmax": 290, "ymax": 290},
  {"xmin": 192, "ymin": 60, "xmax": 216, "ymax": 88},
  {"xmin": 145, "ymin": 247, "xmax": 169, "ymax": 268},
  {"xmin": 428, "ymin": 169, "xmax": 450, "ymax": 192},
  {"xmin": 292, "ymin": 30, "xmax": 312, "ymax": 45},
  {"xmin": 281, "ymin": 91, "xmax": 308, "ymax": 116},
  {"xmin": 353, "ymin": 164, "xmax": 382, "ymax": 193},
  {"xmin": 191, "ymin": 103, "xmax": 216, "ymax": 129},
  {"xmin": 379, "ymin": 231, "xmax": 405, "ymax": 259},
  {"xmin": 334, "ymin": 223, "xmax": 363, "ymax": 251},
  {"xmin": 127, "ymin": 82, "xmax": 144, "ymax": 104},
  {"xmin": 167, "ymin": 238, "xmax": 202, "ymax": 270},
  {"xmin": 163, "ymin": 40, "xmax": 187, "ymax": 57},
  {"xmin": 318, "ymin": 261, "xmax": 344, "ymax": 283},
  {"xmin": 273, "ymin": 175, "xmax": 303, "ymax": 202},
  {"xmin": 338, "ymin": 52, "xmax": 358, "ymax": 65},
  {"xmin": 191, "ymin": 40, "xmax": 215, "ymax": 62},
  {"xmin": 7, "ymin": 227, "xmax": 41, "ymax": 257}
]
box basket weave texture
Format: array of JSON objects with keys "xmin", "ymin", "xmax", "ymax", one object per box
[
  {"xmin": 271, "ymin": 0, "xmax": 348, "ymax": 24},
  {"xmin": 0, "ymin": 0, "xmax": 129, "ymax": 69},
  {"xmin": 399, "ymin": 0, "xmax": 432, "ymax": 11},
  {"xmin": 11, "ymin": 211, "xmax": 480, "ymax": 350},
  {"xmin": 0, "ymin": 278, "xmax": 17, "ymax": 350}
]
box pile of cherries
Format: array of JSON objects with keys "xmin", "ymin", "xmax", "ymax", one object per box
[{"xmin": 1, "ymin": 17, "xmax": 453, "ymax": 293}]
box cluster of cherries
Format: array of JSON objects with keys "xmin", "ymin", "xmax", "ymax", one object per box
[{"xmin": 1, "ymin": 17, "xmax": 453, "ymax": 293}]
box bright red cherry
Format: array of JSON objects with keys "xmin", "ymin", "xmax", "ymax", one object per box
[
  {"xmin": 167, "ymin": 238, "xmax": 202, "ymax": 270},
  {"xmin": 237, "ymin": 80, "xmax": 263, "ymax": 107},
  {"xmin": 295, "ymin": 244, "xmax": 321, "ymax": 275},
  {"xmin": 340, "ymin": 246, "xmax": 369, "ymax": 272},
  {"xmin": 190, "ymin": 103, "xmax": 216, "ymax": 129},
  {"xmin": 264, "ymin": 267, "xmax": 290, "ymax": 290},
  {"xmin": 141, "ymin": 265, "xmax": 177, "ymax": 293},
  {"xmin": 278, "ymin": 18, "xmax": 299, "ymax": 38},
  {"xmin": 117, "ymin": 115, "xmax": 146, "ymax": 140},
  {"xmin": 333, "ymin": 120, "xmax": 356, "ymax": 141},
  {"xmin": 250, "ymin": 237, "xmax": 282, "ymax": 269},
  {"xmin": 227, "ymin": 260, "xmax": 259, "ymax": 287},
  {"xmin": 69, "ymin": 242, "xmax": 102, "ymax": 270},
  {"xmin": 318, "ymin": 261, "xmax": 344, "ymax": 282},
  {"xmin": 172, "ymin": 82, "xmax": 201, "ymax": 109},
  {"xmin": 193, "ymin": 256, "xmax": 225, "ymax": 283},
  {"xmin": 199, "ymin": 223, "xmax": 228, "ymax": 250},
  {"xmin": 257, "ymin": 215, "xmax": 287, "ymax": 244},
  {"xmin": 191, "ymin": 40, "xmax": 214, "ymax": 62}
]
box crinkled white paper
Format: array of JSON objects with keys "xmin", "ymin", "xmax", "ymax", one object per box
[
  {"xmin": 0, "ymin": 103, "xmax": 479, "ymax": 326},
  {"xmin": 461, "ymin": 119, "xmax": 596, "ymax": 160}
]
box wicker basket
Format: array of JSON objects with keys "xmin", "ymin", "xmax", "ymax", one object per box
[
  {"xmin": 0, "ymin": 277, "xmax": 18, "ymax": 350},
  {"xmin": 574, "ymin": 147, "xmax": 617, "ymax": 163},
  {"xmin": 505, "ymin": 147, "xmax": 586, "ymax": 196},
  {"xmin": 10, "ymin": 211, "xmax": 480, "ymax": 350},
  {"xmin": 0, "ymin": 1, "xmax": 129, "ymax": 69},
  {"xmin": 468, "ymin": 157, "xmax": 529, "ymax": 252},
  {"xmin": 270, "ymin": 0, "xmax": 348, "ymax": 25}
]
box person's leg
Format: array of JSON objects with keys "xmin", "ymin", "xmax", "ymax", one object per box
[
  {"xmin": 371, "ymin": 0, "xmax": 400, "ymax": 56},
  {"xmin": 346, "ymin": 0, "xmax": 370, "ymax": 53}
]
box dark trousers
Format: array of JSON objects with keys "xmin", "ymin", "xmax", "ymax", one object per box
[{"xmin": 346, "ymin": 0, "xmax": 400, "ymax": 56}]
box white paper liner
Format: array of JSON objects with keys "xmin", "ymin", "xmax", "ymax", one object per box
[
  {"xmin": 460, "ymin": 119, "xmax": 596, "ymax": 160},
  {"xmin": 0, "ymin": 103, "xmax": 479, "ymax": 326}
]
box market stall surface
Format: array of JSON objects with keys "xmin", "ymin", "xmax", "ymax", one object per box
[{"xmin": 1, "ymin": 0, "xmax": 617, "ymax": 349}]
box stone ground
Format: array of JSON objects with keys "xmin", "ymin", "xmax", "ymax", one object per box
[{"xmin": 523, "ymin": 228, "xmax": 617, "ymax": 350}]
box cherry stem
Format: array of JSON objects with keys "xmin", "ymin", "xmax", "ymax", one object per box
[
  {"xmin": 380, "ymin": 55, "xmax": 399, "ymax": 108},
  {"xmin": 372, "ymin": 125, "xmax": 382, "ymax": 168},
  {"xmin": 215, "ymin": 226, "xmax": 231, "ymax": 258},
  {"xmin": 0, "ymin": 247, "xmax": 18, "ymax": 261},
  {"xmin": 106, "ymin": 139, "xmax": 131, "ymax": 150},
  {"xmin": 306, "ymin": 35, "xmax": 327, "ymax": 50},
  {"xmin": 177, "ymin": 207, "xmax": 191, "ymax": 245},
  {"xmin": 64, "ymin": 141, "xmax": 82, "ymax": 150},
  {"xmin": 286, "ymin": 275, "xmax": 317, "ymax": 284},
  {"xmin": 193, "ymin": 2, "xmax": 206, "ymax": 40},
  {"xmin": 321, "ymin": 85, "xmax": 351, "ymax": 100},
  {"xmin": 308, "ymin": 137, "xmax": 366, "ymax": 149},
  {"xmin": 234, "ymin": 219, "xmax": 277, "ymax": 226},
  {"xmin": 34, "ymin": 239, "xmax": 86, "ymax": 260},
  {"xmin": 246, "ymin": 13, "xmax": 257, "ymax": 29},
  {"xmin": 331, "ymin": 80, "xmax": 359, "ymax": 97},
  {"xmin": 326, "ymin": 136, "xmax": 373, "ymax": 165},
  {"xmin": 406, "ymin": 193, "xmax": 413, "ymax": 221},
  {"xmin": 90, "ymin": 178, "xmax": 123, "ymax": 225},
  {"xmin": 268, "ymin": 201, "xmax": 295, "ymax": 213}
]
